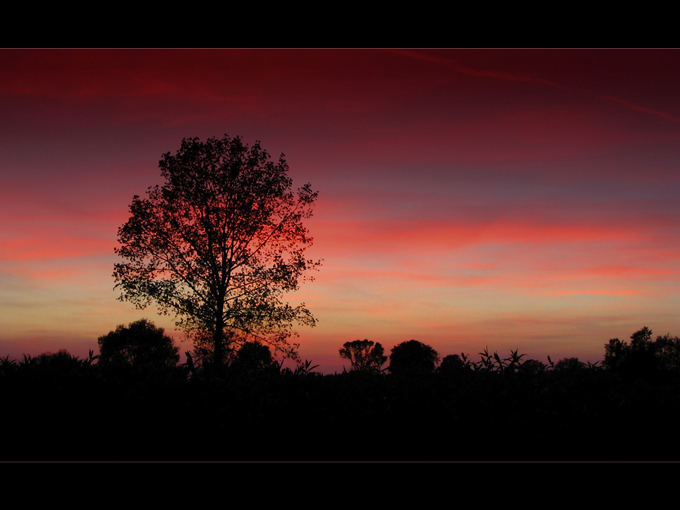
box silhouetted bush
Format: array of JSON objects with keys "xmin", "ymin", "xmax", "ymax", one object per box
[
  {"xmin": 655, "ymin": 333, "xmax": 680, "ymax": 372},
  {"xmin": 553, "ymin": 357, "xmax": 587, "ymax": 373},
  {"xmin": 388, "ymin": 339, "xmax": 439, "ymax": 377},
  {"xmin": 339, "ymin": 339, "xmax": 387, "ymax": 373},
  {"xmin": 229, "ymin": 341, "xmax": 277, "ymax": 376},
  {"xmin": 603, "ymin": 326, "xmax": 680, "ymax": 380},
  {"xmin": 437, "ymin": 354, "xmax": 468, "ymax": 375},
  {"xmin": 518, "ymin": 358, "xmax": 548, "ymax": 375},
  {"xmin": 97, "ymin": 318, "xmax": 179, "ymax": 372}
]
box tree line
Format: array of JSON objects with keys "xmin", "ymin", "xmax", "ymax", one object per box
[
  {"xmin": 4, "ymin": 320, "xmax": 680, "ymax": 461},
  {"xmin": 4, "ymin": 318, "xmax": 680, "ymax": 382}
]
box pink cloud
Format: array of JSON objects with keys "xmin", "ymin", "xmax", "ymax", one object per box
[
  {"xmin": 550, "ymin": 289, "xmax": 642, "ymax": 296},
  {"xmin": 312, "ymin": 214, "xmax": 640, "ymax": 258},
  {"xmin": 0, "ymin": 236, "xmax": 114, "ymax": 262},
  {"xmin": 582, "ymin": 265, "xmax": 680, "ymax": 280}
]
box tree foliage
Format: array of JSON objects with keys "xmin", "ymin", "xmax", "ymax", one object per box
[
  {"xmin": 339, "ymin": 339, "xmax": 387, "ymax": 373},
  {"xmin": 97, "ymin": 318, "xmax": 179, "ymax": 370},
  {"xmin": 553, "ymin": 357, "xmax": 586, "ymax": 373},
  {"xmin": 388, "ymin": 339, "xmax": 440, "ymax": 376},
  {"xmin": 113, "ymin": 135, "xmax": 320, "ymax": 365},
  {"xmin": 189, "ymin": 328, "xmax": 248, "ymax": 369},
  {"xmin": 603, "ymin": 326, "xmax": 680, "ymax": 378},
  {"xmin": 438, "ymin": 354, "xmax": 470, "ymax": 375},
  {"xmin": 230, "ymin": 341, "xmax": 277, "ymax": 375}
]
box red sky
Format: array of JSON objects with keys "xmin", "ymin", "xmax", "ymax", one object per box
[{"xmin": 2, "ymin": 48, "xmax": 680, "ymax": 372}]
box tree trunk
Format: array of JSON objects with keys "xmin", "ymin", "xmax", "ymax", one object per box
[{"xmin": 213, "ymin": 310, "xmax": 225, "ymax": 367}]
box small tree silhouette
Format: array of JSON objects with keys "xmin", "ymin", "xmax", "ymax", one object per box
[
  {"xmin": 230, "ymin": 341, "xmax": 276, "ymax": 375},
  {"xmin": 388, "ymin": 339, "xmax": 439, "ymax": 377},
  {"xmin": 438, "ymin": 354, "xmax": 468, "ymax": 375},
  {"xmin": 339, "ymin": 339, "xmax": 387, "ymax": 373},
  {"xmin": 603, "ymin": 326, "xmax": 665, "ymax": 378},
  {"xmin": 97, "ymin": 318, "xmax": 179, "ymax": 371},
  {"xmin": 603, "ymin": 337, "xmax": 628, "ymax": 371},
  {"xmin": 518, "ymin": 358, "xmax": 547, "ymax": 375},
  {"xmin": 553, "ymin": 357, "xmax": 586, "ymax": 373},
  {"xmin": 602, "ymin": 326, "xmax": 660, "ymax": 377},
  {"xmin": 654, "ymin": 334, "xmax": 680, "ymax": 372}
]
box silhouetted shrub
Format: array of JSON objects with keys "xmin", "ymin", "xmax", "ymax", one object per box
[
  {"xmin": 554, "ymin": 357, "xmax": 586, "ymax": 373},
  {"xmin": 230, "ymin": 341, "xmax": 277, "ymax": 375},
  {"xmin": 602, "ymin": 326, "xmax": 680, "ymax": 379},
  {"xmin": 519, "ymin": 358, "xmax": 548, "ymax": 375},
  {"xmin": 97, "ymin": 318, "xmax": 179, "ymax": 372},
  {"xmin": 388, "ymin": 339, "xmax": 439, "ymax": 377},
  {"xmin": 655, "ymin": 334, "xmax": 680, "ymax": 373},
  {"xmin": 0, "ymin": 356, "xmax": 17, "ymax": 377},
  {"xmin": 339, "ymin": 339, "xmax": 387, "ymax": 373},
  {"xmin": 438, "ymin": 354, "xmax": 468, "ymax": 375}
]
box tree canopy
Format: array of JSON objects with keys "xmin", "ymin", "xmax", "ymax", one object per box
[
  {"xmin": 97, "ymin": 318, "xmax": 179, "ymax": 370},
  {"xmin": 339, "ymin": 339, "xmax": 387, "ymax": 373},
  {"xmin": 603, "ymin": 326, "xmax": 680, "ymax": 378},
  {"xmin": 388, "ymin": 339, "xmax": 440, "ymax": 377},
  {"xmin": 113, "ymin": 135, "xmax": 320, "ymax": 365},
  {"xmin": 230, "ymin": 341, "xmax": 277, "ymax": 375}
]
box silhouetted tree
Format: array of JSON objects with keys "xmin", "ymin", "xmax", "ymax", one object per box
[
  {"xmin": 190, "ymin": 328, "xmax": 245, "ymax": 369},
  {"xmin": 230, "ymin": 341, "xmax": 276, "ymax": 375},
  {"xmin": 654, "ymin": 334, "xmax": 680, "ymax": 372},
  {"xmin": 603, "ymin": 327, "xmax": 659, "ymax": 377},
  {"xmin": 388, "ymin": 339, "xmax": 439, "ymax": 377},
  {"xmin": 631, "ymin": 326, "xmax": 653, "ymax": 345},
  {"xmin": 438, "ymin": 354, "xmax": 468, "ymax": 375},
  {"xmin": 97, "ymin": 319, "xmax": 179, "ymax": 371},
  {"xmin": 113, "ymin": 135, "xmax": 320, "ymax": 366},
  {"xmin": 518, "ymin": 358, "xmax": 547, "ymax": 375},
  {"xmin": 339, "ymin": 339, "xmax": 387, "ymax": 373},
  {"xmin": 603, "ymin": 337, "xmax": 627, "ymax": 371},
  {"xmin": 553, "ymin": 357, "xmax": 586, "ymax": 373}
]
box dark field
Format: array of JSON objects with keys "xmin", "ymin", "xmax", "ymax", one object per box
[{"xmin": 2, "ymin": 351, "xmax": 680, "ymax": 462}]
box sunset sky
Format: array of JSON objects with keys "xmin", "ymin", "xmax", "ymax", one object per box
[{"xmin": 2, "ymin": 48, "xmax": 680, "ymax": 373}]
